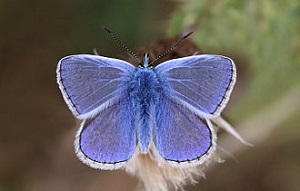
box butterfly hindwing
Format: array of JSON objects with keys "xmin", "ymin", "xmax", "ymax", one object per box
[
  {"xmin": 154, "ymin": 95, "xmax": 216, "ymax": 167},
  {"xmin": 154, "ymin": 55, "xmax": 236, "ymax": 118},
  {"xmin": 74, "ymin": 98, "xmax": 136, "ymax": 170},
  {"xmin": 56, "ymin": 54, "xmax": 135, "ymax": 119}
]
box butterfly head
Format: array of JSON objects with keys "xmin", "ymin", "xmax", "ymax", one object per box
[{"xmin": 138, "ymin": 53, "xmax": 153, "ymax": 69}]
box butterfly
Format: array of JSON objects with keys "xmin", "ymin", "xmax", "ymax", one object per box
[{"xmin": 56, "ymin": 52, "xmax": 236, "ymax": 170}]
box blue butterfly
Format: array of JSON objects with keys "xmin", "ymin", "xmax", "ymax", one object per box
[{"xmin": 56, "ymin": 52, "xmax": 236, "ymax": 169}]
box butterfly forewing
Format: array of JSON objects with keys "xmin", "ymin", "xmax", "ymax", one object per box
[
  {"xmin": 154, "ymin": 55, "xmax": 236, "ymax": 118},
  {"xmin": 75, "ymin": 99, "xmax": 136, "ymax": 170},
  {"xmin": 56, "ymin": 54, "xmax": 135, "ymax": 119}
]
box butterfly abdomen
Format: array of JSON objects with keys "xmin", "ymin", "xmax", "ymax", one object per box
[{"xmin": 130, "ymin": 69, "xmax": 160, "ymax": 153}]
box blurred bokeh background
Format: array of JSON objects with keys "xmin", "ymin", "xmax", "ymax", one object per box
[{"xmin": 1, "ymin": 0, "xmax": 300, "ymax": 190}]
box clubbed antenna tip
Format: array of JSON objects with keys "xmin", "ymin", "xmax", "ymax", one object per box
[
  {"xmin": 102, "ymin": 26, "xmax": 112, "ymax": 33},
  {"xmin": 183, "ymin": 31, "xmax": 193, "ymax": 39}
]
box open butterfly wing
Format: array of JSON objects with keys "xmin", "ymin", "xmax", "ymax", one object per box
[
  {"xmin": 154, "ymin": 96, "xmax": 216, "ymax": 167},
  {"xmin": 154, "ymin": 55, "xmax": 236, "ymax": 118},
  {"xmin": 75, "ymin": 99, "xmax": 136, "ymax": 170},
  {"xmin": 56, "ymin": 54, "xmax": 135, "ymax": 119}
]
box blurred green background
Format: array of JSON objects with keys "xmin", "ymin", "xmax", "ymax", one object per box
[{"xmin": 1, "ymin": 0, "xmax": 300, "ymax": 190}]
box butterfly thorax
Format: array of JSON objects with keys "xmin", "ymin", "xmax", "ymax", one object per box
[{"xmin": 130, "ymin": 60, "xmax": 160, "ymax": 153}]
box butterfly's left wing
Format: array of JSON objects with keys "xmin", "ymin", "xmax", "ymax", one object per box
[
  {"xmin": 75, "ymin": 98, "xmax": 136, "ymax": 170},
  {"xmin": 154, "ymin": 96, "xmax": 216, "ymax": 167},
  {"xmin": 57, "ymin": 54, "xmax": 135, "ymax": 119},
  {"xmin": 154, "ymin": 55, "xmax": 236, "ymax": 118}
]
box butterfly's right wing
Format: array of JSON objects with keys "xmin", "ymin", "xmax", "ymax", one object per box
[
  {"xmin": 75, "ymin": 97, "xmax": 136, "ymax": 170},
  {"xmin": 153, "ymin": 95, "xmax": 216, "ymax": 167},
  {"xmin": 56, "ymin": 54, "xmax": 135, "ymax": 119},
  {"xmin": 153, "ymin": 55, "xmax": 234, "ymax": 166},
  {"xmin": 154, "ymin": 55, "xmax": 236, "ymax": 118}
]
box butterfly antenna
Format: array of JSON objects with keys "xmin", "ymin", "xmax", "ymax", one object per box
[
  {"xmin": 102, "ymin": 26, "xmax": 141, "ymax": 63},
  {"xmin": 150, "ymin": 31, "xmax": 193, "ymax": 65}
]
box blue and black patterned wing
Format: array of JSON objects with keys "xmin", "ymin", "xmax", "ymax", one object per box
[
  {"xmin": 154, "ymin": 95, "xmax": 216, "ymax": 167},
  {"xmin": 154, "ymin": 55, "xmax": 236, "ymax": 118},
  {"xmin": 74, "ymin": 98, "xmax": 136, "ymax": 170},
  {"xmin": 56, "ymin": 54, "xmax": 135, "ymax": 119}
]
